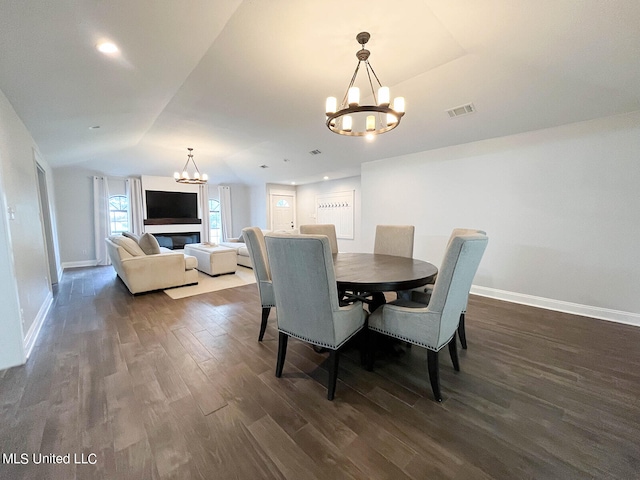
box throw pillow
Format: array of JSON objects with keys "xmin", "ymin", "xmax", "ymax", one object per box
[
  {"xmin": 111, "ymin": 236, "xmax": 146, "ymax": 256},
  {"xmin": 138, "ymin": 233, "xmax": 161, "ymax": 255},
  {"xmin": 122, "ymin": 231, "xmax": 140, "ymax": 242}
]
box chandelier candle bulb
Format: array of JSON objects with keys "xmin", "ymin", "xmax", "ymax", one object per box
[
  {"xmin": 393, "ymin": 97, "xmax": 405, "ymax": 114},
  {"xmin": 326, "ymin": 97, "xmax": 337, "ymax": 114},
  {"xmin": 182, "ymin": 171, "xmax": 189, "ymax": 179},
  {"xmin": 343, "ymin": 115, "xmax": 353, "ymax": 131},
  {"xmin": 378, "ymin": 86, "xmax": 390, "ymax": 106},
  {"xmin": 202, "ymin": 173, "xmax": 208, "ymax": 181},
  {"xmin": 174, "ymin": 172, "xmax": 180, "ymax": 180},
  {"xmin": 366, "ymin": 115, "xmax": 376, "ymax": 131},
  {"xmin": 348, "ymin": 87, "xmax": 360, "ymax": 106}
]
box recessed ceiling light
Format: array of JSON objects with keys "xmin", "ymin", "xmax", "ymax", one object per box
[
  {"xmin": 290, "ymin": 181, "xmax": 296, "ymax": 185},
  {"xmin": 89, "ymin": 125, "xmax": 100, "ymax": 129},
  {"xmin": 259, "ymin": 164, "xmax": 269, "ymax": 169},
  {"xmin": 323, "ymin": 176, "xmax": 329, "ymax": 180},
  {"xmin": 97, "ymin": 42, "xmax": 118, "ymax": 54},
  {"xmin": 283, "ymin": 158, "xmax": 290, "ymax": 162}
]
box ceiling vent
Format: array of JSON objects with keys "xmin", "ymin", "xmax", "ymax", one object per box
[
  {"xmin": 446, "ymin": 103, "xmax": 475, "ymax": 118},
  {"xmin": 309, "ymin": 149, "xmax": 322, "ymax": 155}
]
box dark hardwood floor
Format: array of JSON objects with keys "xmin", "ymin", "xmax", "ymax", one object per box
[{"xmin": 1, "ymin": 266, "xmax": 639, "ymax": 479}]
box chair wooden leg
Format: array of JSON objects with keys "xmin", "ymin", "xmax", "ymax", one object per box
[
  {"xmin": 275, "ymin": 332, "xmax": 288, "ymax": 377},
  {"xmin": 327, "ymin": 349, "xmax": 340, "ymax": 401},
  {"xmin": 258, "ymin": 307, "xmax": 271, "ymax": 341},
  {"xmin": 427, "ymin": 350, "xmax": 442, "ymax": 402},
  {"xmin": 458, "ymin": 312, "xmax": 467, "ymax": 349},
  {"xmin": 448, "ymin": 333, "xmax": 460, "ymax": 372}
]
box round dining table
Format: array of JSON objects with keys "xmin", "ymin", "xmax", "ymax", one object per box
[{"xmin": 333, "ymin": 252, "xmax": 438, "ymax": 310}]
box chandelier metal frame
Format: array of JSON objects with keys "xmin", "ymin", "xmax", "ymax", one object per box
[
  {"xmin": 174, "ymin": 148, "xmax": 208, "ymax": 184},
  {"xmin": 325, "ymin": 32, "xmax": 405, "ymax": 137}
]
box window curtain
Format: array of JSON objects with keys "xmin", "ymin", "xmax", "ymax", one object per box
[
  {"xmin": 93, "ymin": 176, "xmax": 111, "ymax": 266},
  {"xmin": 199, "ymin": 184, "xmax": 210, "ymax": 243},
  {"xmin": 126, "ymin": 177, "xmax": 144, "ymax": 235},
  {"xmin": 219, "ymin": 185, "xmax": 232, "ymax": 241}
]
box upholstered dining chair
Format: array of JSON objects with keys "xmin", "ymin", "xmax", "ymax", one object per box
[
  {"xmin": 374, "ymin": 225, "xmax": 415, "ymax": 258},
  {"xmin": 299, "ymin": 224, "xmax": 339, "ymax": 254},
  {"xmin": 368, "ymin": 232, "xmax": 488, "ymax": 402},
  {"xmin": 265, "ymin": 234, "xmax": 367, "ymax": 400},
  {"xmin": 412, "ymin": 228, "xmax": 487, "ymax": 349},
  {"xmin": 242, "ymin": 227, "xmax": 275, "ymax": 342},
  {"xmin": 373, "ymin": 225, "xmax": 415, "ymax": 304}
]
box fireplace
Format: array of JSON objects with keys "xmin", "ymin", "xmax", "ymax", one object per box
[{"xmin": 152, "ymin": 232, "xmax": 200, "ymax": 250}]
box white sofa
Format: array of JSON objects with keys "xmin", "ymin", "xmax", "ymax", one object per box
[
  {"xmin": 106, "ymin": 234, "xmax": 198, "ymax": 294},
  {"xmin": 218, "ymin": 238, "xmax": 252, "ymax": 268},
  {"xmin": 220, "ymin": 229, "xmax": 299, "ymax": 268}
]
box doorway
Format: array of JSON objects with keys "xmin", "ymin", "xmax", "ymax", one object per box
[
  {"xmin": 269, "ymin": 193, "xmax": 296, "ymax": 232},
  {"xmin": 35, "ymin": 163, "xmax": 58, "ymax": 285}
]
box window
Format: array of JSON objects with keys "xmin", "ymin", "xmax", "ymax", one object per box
[
  {"xmin": 276, "ymin": 199, "xmax": 290, "ymax": 207},
  {"xmin": 209, "ymin": 199, "xmax": 221, "ymax": 244},
  {"xmin": 109, "ymin": 195, "xmax": 129, "ymax": 234}
]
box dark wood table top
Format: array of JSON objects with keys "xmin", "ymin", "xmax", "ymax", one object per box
[{"xmin": 333, "ymin": 252, "xmax": 438, "ymax": 292}]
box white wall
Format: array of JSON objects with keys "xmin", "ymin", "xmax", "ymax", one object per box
[
  {"xmin": 248, "ymin": 184, "xmax": 268, "ymax": 228},
  {"xmin": 362, "ymin": 111, "xmax": 640, "ymax": 324},
  {"xmin": 0, "ymin": 87, "xmax": 55, "ymax": 369},
  {"xmin": 228, "ymin": 184, "xmax": 251, "ymax": 237},
  {"xmin": 54, "ymin": 166, "xmax": 99, "ymax": 265},
  {"xmin": 296, "ymin": 176, "xmax": 363, "ymax": 252}
]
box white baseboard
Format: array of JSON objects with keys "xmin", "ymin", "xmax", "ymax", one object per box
[
  {"xmin": 23, "ymin": 291, "xmax": 53, "ymax": 359},
  {"xmin": 62, "ymin": 260, "xmax": 98, "ymax": 269},
  {"xmin": 470, "ymin": 286, "xmax": 640, "ymax": 327}
]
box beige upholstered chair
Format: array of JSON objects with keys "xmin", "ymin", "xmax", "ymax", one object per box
[
  {"xmin": 373, "ymin": 225, "xmax": 415, "ymax": 303},
  {"xmin": 299, "ymin": 224, "xmax": 339, "ymax": 254},
  {"xmin": 374, "ymin": 225, "xmax": 415, "ymax": 258},
  {"xmin": 368, "ymin": 232, "xmax": 488, "ymax": 401},
  {"xmin": 265, "ymin": 234, "xmax": 367, "ymax": 400},
  {"xmin": 242, "ymin": 227, "xmax": 276, "ymax": 341},
  {"xmin": 413, "ymin": 228, "xmax": 487, "ymax": 349}
]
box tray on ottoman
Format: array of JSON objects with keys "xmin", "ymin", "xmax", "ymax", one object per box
[{"xmin": 183, "ymin": 243, "xmax": 237, "ymax": 276}]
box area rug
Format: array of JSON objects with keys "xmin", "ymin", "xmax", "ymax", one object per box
[{"xmin": 163, "ymin": 266, "xmax": 256, "ymax": 299}]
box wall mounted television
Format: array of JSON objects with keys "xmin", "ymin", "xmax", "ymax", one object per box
[{"xmin": 145, "ymin": 190, "xmax": 199, "ymax": 222}]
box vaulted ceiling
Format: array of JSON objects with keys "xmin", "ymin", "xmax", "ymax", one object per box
[{"xmin": 1, "ymin": 1, "xmax": 639, "ymax": 185}]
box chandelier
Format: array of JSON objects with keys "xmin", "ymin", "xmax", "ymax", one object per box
[
  {"xmin": 174, "ymin": 148, "xmax": 208, "ymax": 184},
  {"xmin": 325, "ymin": 32, "xmax": 405, "ymax": 139}
]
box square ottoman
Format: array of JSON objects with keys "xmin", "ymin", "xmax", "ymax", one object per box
[{"xmin": 183, "ymin": 244, "xmax": 237, "ymax": 276}]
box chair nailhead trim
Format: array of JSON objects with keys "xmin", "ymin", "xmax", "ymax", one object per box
[
  {"xmin": 278, "ymin": 326, "xmax": 362, "ymax": 350},
  {"xmin": 367, "ymin": 326, "xmax": 453, "ymax": 352}
]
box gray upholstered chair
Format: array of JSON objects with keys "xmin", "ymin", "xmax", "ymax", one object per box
[
  {"xmin": 299, "ymin": 224, "xmax": 339, "ymax": 254},
  {"xmin": 374, "ymin": 225, "xmax": 415, "ymax": 258},
  {"xmin": 368, "ymin": 232, "xmax": 488, "ymax": 402},
  {"xmin": 242, "ymin": 227, "xmax": 276, "ymax": 341},
  {"xmin": 413, "ymin": 228, "xmax": 487, "ymax": 349},
  {"xmin": 265, "ymin": 234, "xmax": 367, "ymax": 400}
]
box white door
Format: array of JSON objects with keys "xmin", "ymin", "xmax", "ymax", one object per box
[{"xmin": 270, "ymin": 194, "xmax": 295, "ymax": 232}]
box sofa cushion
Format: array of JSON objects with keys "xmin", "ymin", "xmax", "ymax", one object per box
[
  {"xmin": 111, "ymin": 236, "xmax": 146, "ymax": 257},
  {"xmin": 138, "ymin": 233, "xmax": 161, "ymax": 255},
  {"xmin": 122, "ymin": 231, "xmax": 140, "ymax": 242}
]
